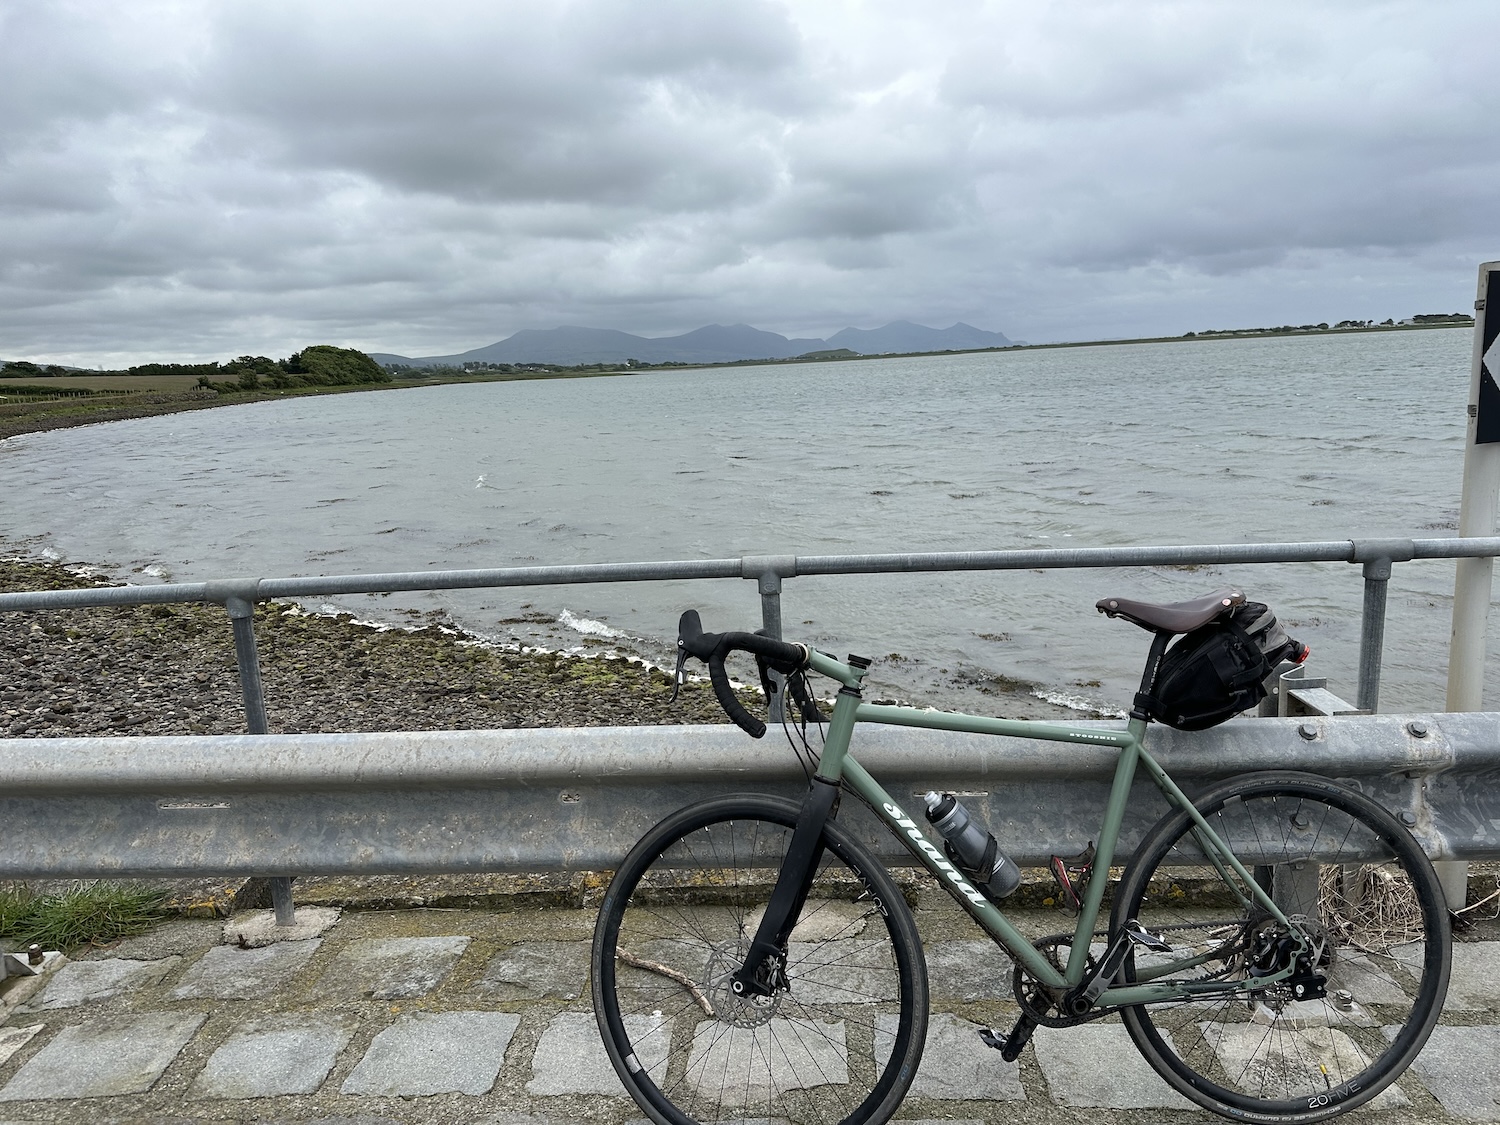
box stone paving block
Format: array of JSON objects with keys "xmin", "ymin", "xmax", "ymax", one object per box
[
  {"xmin": 318, "ymin": 935, "xmax": 470, "ymax": 999},
  {"xmin": 1326, "ymin": 950, "xmax": 1410, "ymax": 1007},
  {"xmin": 876, "ymin": 1012, "xmax": 1024, "ymax": 1101},
  {"xmin": 0, "ymin": 1011, "xmax": 206, "ymax": 1100},
  {"xmin": 1393, "ymin": 1024, "xmax": 1500, "ymax": 1119},
  {"xmin": 224, "ymin": 906, "xmax": 342, "ymax": 948},
  {"xmin": 190, "ymin": 1013, "xmax": 354, "ymax": 1099},
  {"xmin": 1211, "ymin": 1024, "xmax": 1406, "ymax": 1109},
  {"xmin": 103, "ymin": 917, "xmax": 222, "ymax": 960},
  {"xmin": 0, "ymin": 1025, "xmax": 42, "ymax": 1068},
  {"xmin": 787, "ymin": 939, "xmax": 898, "ymax": 1004},
  {"xmin": 172, "ymin": 939, "xmax": 321, "ymax": 999},
  {"xmin": 685, "ymin": 1017, "xmax": 846, "ymax": 1102},
  {"xmin": 477, "ymin": 941, "xmax": 589, "ymax": 1000},
  {"xmin": 341, "ymin": 1010, "xmax": 519, "ymax": 1096},
  {"xmin": 22, "ymin": 956, "xmax": 179, "ymax": 1011},
  {"xmin": 1032, "ymin": 1023, "xmax": 1194, "ymax": 1109},
  {"xmin": 526, "ymin": 1011, "xmax": 670, "ymax": 1096},
  {"xmin": 923, "ymin": 940, "xmax": 1012, "ymax": 1001},
  {"xmin": 1439, "ymin": 942, "xmax": 1500, "ymax": 1011},
  {"xmin": 1391, "ymin": 940, "xmax": 1500, "ymax": 1010},
  {"xmin": 749, "ymin": 899, "xmax": 871, "ymax": 941}
]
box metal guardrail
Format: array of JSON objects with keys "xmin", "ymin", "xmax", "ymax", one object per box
[
  {"xmin": 3, "ymin": 535, "xmax": 1499, "ymax": 919},
  {"xmin": 4, "ymin": 535, "xmax": 1500, "ymax": 718},
  {"xmin": 1, "ymin": 715, "xmax": 1496, "ymax": 878}
]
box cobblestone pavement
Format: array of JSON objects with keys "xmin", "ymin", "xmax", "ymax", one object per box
[{"xmin": 2, "ymin": 886, "xmax": 1498, "ymax": 1125}]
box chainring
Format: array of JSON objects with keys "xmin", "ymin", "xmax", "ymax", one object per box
[{"xmin": 1011, "ymin": 931, "xmax": 1106, "ymax": 1028}]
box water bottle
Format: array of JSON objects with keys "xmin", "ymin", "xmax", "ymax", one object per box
[{"xmin": 924, "ymin": 791, "xmax": 1022, "ymax": 900}]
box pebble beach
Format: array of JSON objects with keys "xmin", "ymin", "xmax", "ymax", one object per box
[{"xmin": 0, "ymin": 551, "xmax": 737, "ymax": 740}]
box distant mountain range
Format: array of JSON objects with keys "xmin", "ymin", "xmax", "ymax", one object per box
[{"xmin": 369, "ymin": 321, "xmax": 1012, "ymax": 368}]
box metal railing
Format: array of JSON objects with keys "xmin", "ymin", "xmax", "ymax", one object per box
[
  {"xmin": 5, "ymin": 534, "xmax": 1499, "ymax": 715},
  {"xmin": 3, "ymin": 534, "xmax": 1499, "ymax": 922}
]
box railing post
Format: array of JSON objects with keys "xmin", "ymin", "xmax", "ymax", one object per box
[
  {"xmin": 742, "ymin": 556, "xmax": 798, "ymax": 725},
  {"xmin": 209, "ymin": 579, "xmax": 295, "ymax": 927},
  {"xmin": 1357, "ymin": 558, "xmax": 1391, "ymax": 714},
  {"xmin": 1349, "ymin": 539, "xmax": 1413, "ymax": 714}
]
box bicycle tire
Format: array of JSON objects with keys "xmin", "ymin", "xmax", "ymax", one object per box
[
  {"xmin": 1113, "ymin": 770, "xmax": 1450, "ymax": 1122},
  {"xmin": 592, "ymin": 793, "xmax": 928, "ymax": 1125}
]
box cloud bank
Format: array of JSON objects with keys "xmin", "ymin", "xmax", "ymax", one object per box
[{"xmin": 2, "ymin": 0, "xmax": 1496, "ymax": 364}]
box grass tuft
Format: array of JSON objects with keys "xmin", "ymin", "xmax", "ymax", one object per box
[{"xmin": 0, "ymin": 881, "xmax": 167, "ymax": 953}]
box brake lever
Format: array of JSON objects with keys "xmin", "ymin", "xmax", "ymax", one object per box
[
  {"xmin": 755, "ymin": 654, "xmax": 778, "ymax": 705},
  {"xmin": 670, "ymin": 643, "xmax": 690, "ymax": 703},
  {"xmin": 786, "ymin": 670, "xmax": 824, "ymax": 724}
]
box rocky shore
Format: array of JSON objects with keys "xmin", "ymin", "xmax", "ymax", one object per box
[{"xmin": 0, "ymin": 554, "xmax": 738, "ymax": 740}]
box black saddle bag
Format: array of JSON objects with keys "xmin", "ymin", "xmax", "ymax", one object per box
[{"xmin": 1143, "ymin": 602, "xmax": 1306, "ymax": 731}]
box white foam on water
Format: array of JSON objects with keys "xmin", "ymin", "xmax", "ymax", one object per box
[
  {"xmin": 558, "ymin": 608, "xmax": 628, "ymax": 639},
  {"xmin": 1031, "ymin": 686, "xmax": 1125, "ymax": 717}
]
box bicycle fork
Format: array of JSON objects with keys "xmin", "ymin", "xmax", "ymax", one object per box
[{"xmin": 730, "ymin": 776, "xmax": 842, "ymax": 999}]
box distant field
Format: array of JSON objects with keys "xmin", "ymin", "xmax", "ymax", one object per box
[{"xmin": 0, "ymin": 374, "xmax": 205, "ymax": 393}]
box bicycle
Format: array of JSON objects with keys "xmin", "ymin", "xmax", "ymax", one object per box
[{"xmin": 591, "ymin": 590, "xmax": 1451, "ymax": 1124}]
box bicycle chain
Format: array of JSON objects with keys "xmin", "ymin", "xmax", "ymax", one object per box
[{"xmin": 1012, "ymin": 920, "xmax": 1252, "ymax": 1027}]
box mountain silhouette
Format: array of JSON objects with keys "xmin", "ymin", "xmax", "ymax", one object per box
[{"xmin": 372, "ymin": 321, "xmax": 1012, "ymax": 367}]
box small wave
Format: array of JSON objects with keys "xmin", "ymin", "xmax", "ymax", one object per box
[
  {"xmin": 1030, "ymin": 686, "xmax": 1125, "ymax": 717},
  {"xmin": 558, "ymin": 608, "xmax": 628, "ymax": 639}
]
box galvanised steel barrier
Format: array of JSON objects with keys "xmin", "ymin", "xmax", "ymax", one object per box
[
  {"xmin": 3, "ymin": 535, "xmax": 1499, "ymax": 920},
  {"xmin": 2, "ymin": 715, "xmax": 1497, "ymax": 878}
]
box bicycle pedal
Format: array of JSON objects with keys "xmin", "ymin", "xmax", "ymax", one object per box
[
  {"xmin": 979, "ymin": 1014, "xmax": 1035, "ymax": 1063},
  {"xmin": 1125, "ymin": 919, "xmax": 1173, "ymax": 953}
]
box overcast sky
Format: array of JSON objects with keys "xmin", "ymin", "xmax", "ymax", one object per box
[{"xmin": 3, "ymin": 0, "xmax": 1497, "ymax": 365}]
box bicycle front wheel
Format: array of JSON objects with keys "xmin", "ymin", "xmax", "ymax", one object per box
[
  {"xmin": 1114, "ymin": 771, "xmax": 1450, "ymax": 1121},
  {"xmin": 592, "ymin": 793, "xmax": 928, "ymax": 1125}
]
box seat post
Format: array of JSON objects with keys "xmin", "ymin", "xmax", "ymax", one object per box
[{"xmin": 1132, "ymin": 631, "xmax": 1173, "ymax": 721}]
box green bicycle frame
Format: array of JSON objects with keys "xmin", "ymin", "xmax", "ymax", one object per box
[{"xmin": 800, "ymin": 647, "xmax": 1302, "ymax": 1010}]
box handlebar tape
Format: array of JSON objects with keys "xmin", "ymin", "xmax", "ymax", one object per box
[{"xmin": 677, "ymin": 609, "xmax": 807, "ymax": 738}]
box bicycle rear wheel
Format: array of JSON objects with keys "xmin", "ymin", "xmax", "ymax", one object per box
[
  {"xmin": 592, "ymin": 793, "xmax": 928, "ymax": 1125},
  {"xmin": 1113, "ymin": 771, "xmax": 1449, "ymax": 1121}
]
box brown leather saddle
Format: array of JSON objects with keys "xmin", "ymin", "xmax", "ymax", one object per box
[{"xmin": 1095, "ymin": 588, "xmax": 1244, "ymax": 634}]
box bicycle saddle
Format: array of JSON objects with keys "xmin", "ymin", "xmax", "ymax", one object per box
[{"xmin": 1095, "ymin": 588, "xmax": 1244, "ymax": 634}]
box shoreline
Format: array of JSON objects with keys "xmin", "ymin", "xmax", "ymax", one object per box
[
  {"xmin": 1, "ymin": 545, "xmax": 1069, "ymax": 742},
  {"xmin": 0, "ymin": 552, "xmax": 742, "ymax": 740},
  {"xmin": 0, "ymin": 322, "xmax": 1469, "ymax": 443}
]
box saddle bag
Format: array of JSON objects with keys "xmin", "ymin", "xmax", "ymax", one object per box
[{"xmin": 1143, "ymin": 602, "xmax": 1307, "ymax": 731}]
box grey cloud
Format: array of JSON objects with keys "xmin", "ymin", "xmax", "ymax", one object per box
[
  {"xmin": 194, "ymin": 0, "xmax": 805, "ymax": 208},
  {"xmin": 1, "ymin": 0, "xmax": 1498, "ymax": 364}
]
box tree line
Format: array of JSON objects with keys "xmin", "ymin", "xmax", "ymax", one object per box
[{"xmin": 1, "ymin": 345, "xmax": 390, "ymax": 391}]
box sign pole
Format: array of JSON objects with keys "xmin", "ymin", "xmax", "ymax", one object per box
[
  {"xmin": 1447, "ymin": 261, "xmax": 1500, "ymax": 713},
  {"xmin": 1440, "ymin": 261, "xmax": 1500, "ymax": 909}
]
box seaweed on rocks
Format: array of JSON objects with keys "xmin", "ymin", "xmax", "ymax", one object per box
[{"xmin": 0, "ymin": 554, "xmax": 738, "ymax": 738}]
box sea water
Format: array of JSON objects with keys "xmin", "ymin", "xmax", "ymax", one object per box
[{"xmin": 0, "ymin": 327, "xmax": 1489, "ymax": 714}]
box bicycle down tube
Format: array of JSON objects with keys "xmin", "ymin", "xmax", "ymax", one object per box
[{"xmin": 799, "ymin": 645, "xmax": 1304, "ymax": 1006}]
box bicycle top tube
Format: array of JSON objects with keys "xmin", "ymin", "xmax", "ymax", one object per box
[{"xmin": 803, "ymin": 645, "xmax": 1143, "ymax": 749}]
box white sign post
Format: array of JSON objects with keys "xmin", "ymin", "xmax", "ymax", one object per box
[
  {"xmin": 1440, "ymin": 260, "xmax": 1500, "ymax": 909},
  {"xmin": 1448, "ymin": 261, "xmax": 1500, "ymax": 713}
]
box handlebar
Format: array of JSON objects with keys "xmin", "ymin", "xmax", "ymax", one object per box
[{"xmin": 676, "ymin": 609, "xmax": 808, "ymax": 737}]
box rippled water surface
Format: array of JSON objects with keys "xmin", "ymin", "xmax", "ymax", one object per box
[{"xmin": 0, "ymin": 328, "xmax": 1489, "ymax": 713}]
